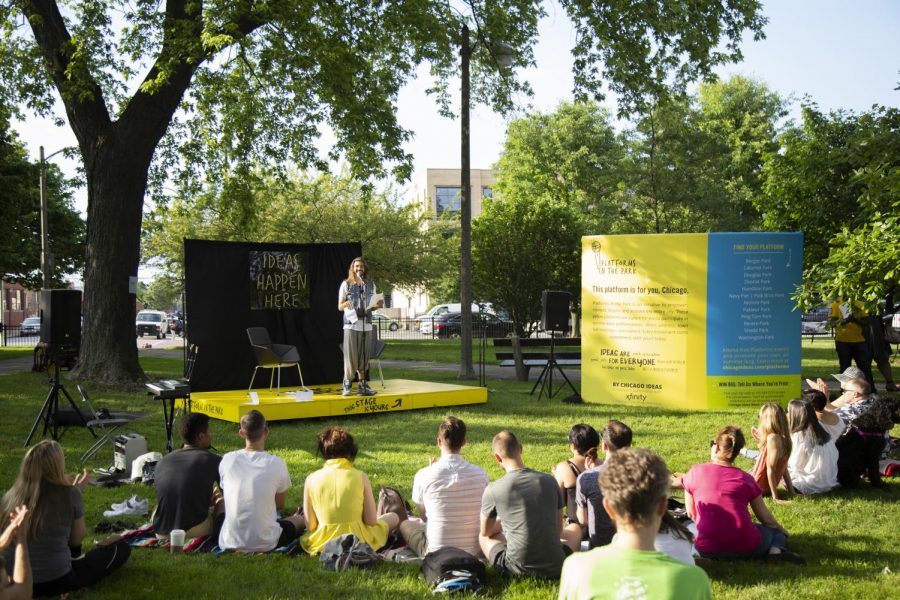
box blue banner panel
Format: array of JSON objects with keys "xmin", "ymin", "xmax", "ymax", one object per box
[{"xmin": 705, "ymin": 232, "xmax": 803, "ymax": 376}]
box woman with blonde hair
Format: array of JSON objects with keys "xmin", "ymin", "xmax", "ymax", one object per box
[
  {"xmin": 749, "ymin": 403, "xmax": 795, "ymax": 502},
  {"xmin": 1, "ymin": 440, "xmax": 130, "ymax": 597},
  {"xmin": 300, "ymin": 427, "xmax": 400, "ymax": 555}
]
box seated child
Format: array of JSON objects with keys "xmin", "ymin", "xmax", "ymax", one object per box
[{"xmin": 559, "ymin": 448, "xmax": 711, "ymax": 600}]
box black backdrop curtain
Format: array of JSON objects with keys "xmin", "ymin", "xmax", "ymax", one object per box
[{"xmin": 184, "ymin": 239, "xmax": 360, "ymax": 392}]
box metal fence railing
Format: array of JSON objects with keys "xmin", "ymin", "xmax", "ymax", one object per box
[
  {"xmin": 371, "ymin": 316, "xmax": 518, "ymax": 340},
  {"xmin": 0, "ymin": 324, "xmax": 41, "ymax": 347},
  {"xmin": 1, "ymin": 318, "xmax": 546, "ymax": 345}
]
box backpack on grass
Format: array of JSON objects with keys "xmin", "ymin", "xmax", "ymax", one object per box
[
  {"xmin": 421, "ymin": 546, "xmax": 486, "ymax": 594},
  {"xmin": 320, "ymin": 534, "xmax": 380, "ymax": 571}
]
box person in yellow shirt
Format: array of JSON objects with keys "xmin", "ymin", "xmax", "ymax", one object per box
[
  {"xmin": 300, "ymin": 427, "xmax": 400, "ymax": 555},
  {"xmin": 829, "ymin": 300, "xmax": 875, "ymax": 390}
]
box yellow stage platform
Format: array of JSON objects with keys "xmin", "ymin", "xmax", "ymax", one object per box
[{"xmin": 189, "ymin": 379, "xmax": 488, "ymax": 423}]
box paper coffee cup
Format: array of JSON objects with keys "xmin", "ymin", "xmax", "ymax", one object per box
[{"xmin": 169, "ymin": 529, "xmax": 185, "ymax": 553}]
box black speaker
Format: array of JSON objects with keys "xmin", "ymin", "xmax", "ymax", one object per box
[
  {"xmin": 541, "ymin": 290, "xmax": 570, "ymax": 332},
  {"xmin": 40, "ymin": 290, "xmax": 82, "ymax": 346}
]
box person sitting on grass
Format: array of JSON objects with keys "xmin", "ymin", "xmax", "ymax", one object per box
[
  {"xmin": 749, "ymin": 403, "xmax": 795, "ymax": 502},
  {"xmin": 682, "ymin": 426, "xmax": 804, "ymax": 564},
  {"xmin": 813, "ymin": 375, "xmax": 887, "ymax": 488},
  {"xmin": 553, "ymin": 424, "xmax": 599, "ymax": 530},
  {"xmin": 301, "ymin": 427, "xmax": 400, "ymax": 555},
  {"xmin": 558, "ymin": 448, "xmax": 711, "ymax": 600},
  {"xmin": 575, "ymin": 420, "xmax": 632, "ymax": 549},
  {"xmin": 825, "ymin": 377, "xmax": 897, "ymax": 489},
  {"xmin": 152, "ymin": 413, "xmax": 223, "ymax": 540},
  {"xmin": 479, "ymin": 430, "xmax": 580, "ymax": 580},
  {"xmin": 1, "ymin": 440, "xmax": 131, "ymax": 597},
  {"xmin": 218, "ymin": 410, "xmax": 306, "ymax": 552},
  {"xmin": 399, "ymin": 416, "xmax": 488, "ymax": 558},
  {"xmin": 786, "ymin": 398, "xmax": 838, "ymax": 494},
  {"xmin": 0, "ymin": 505, "xmax": 30, "ymax": 600}
]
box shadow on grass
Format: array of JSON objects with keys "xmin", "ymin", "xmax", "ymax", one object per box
[{"xmin": 703, "ymin": 527, "xmax": 899, "ymax": 586}]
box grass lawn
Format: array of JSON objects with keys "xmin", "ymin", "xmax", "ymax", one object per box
[
  {"xmin": 384, "ymin": 336, "xmax": 884, "ymax": 385},
  {"xmin": 0, "ymin": 345, "xmax": 897, "ymax": 598},
  {"xmin": 0, "ymin": 346, "xmax": 34, "ymax": 361}
]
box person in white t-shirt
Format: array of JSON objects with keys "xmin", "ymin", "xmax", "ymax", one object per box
[
  {"xmin": 399, "ymin": 416, "xmax": 488, "ymax": 557},
  {"xmin": 218, "ymin": 410, "xmax": 306, "ymax": 552}
]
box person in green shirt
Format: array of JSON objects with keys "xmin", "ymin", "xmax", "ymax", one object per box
[{"xmin": 558, "ymin": 448, "xmax": 711, "ymax": 600}]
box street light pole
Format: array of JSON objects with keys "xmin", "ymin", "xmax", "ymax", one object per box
[
  {"xmin": 38, "ymin": 146, "xmax": 65, "ymax": 290},
  {"xmin": 39, "ymin": 146, "xmax": 51, "ymax": 290},
  {"xmin": 458, "ymin": 23, "xmax": 475, "ymax": 380}
]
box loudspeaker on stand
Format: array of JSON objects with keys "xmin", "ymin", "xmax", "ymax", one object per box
[{"xmin": 541, "ymin": 290, "xmax": 570, "ymax": 333}]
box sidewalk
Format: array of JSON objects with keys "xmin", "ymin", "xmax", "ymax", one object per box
[
  {"xmin": 0, "ymin": 356, "xmax": 34, "ymax": 375},
  {"xmin": 5, "ymin": 348, "xmax": 863, "ymax": 392},
  {"xmin": 0, "ymin": 347, "xmax": 578, "ymax": 384}
]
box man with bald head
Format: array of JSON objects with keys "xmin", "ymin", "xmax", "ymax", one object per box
[{"xmin": 479, "ymin": 430, "xmax": 580, "ymax": 579}]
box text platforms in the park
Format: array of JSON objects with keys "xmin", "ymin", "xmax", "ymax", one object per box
[
  {"xmin": 249, "ymin": 250, "xmax": 311, "ymax": 310},
  {"xmin": 582, "ymin": 233, "xmax": 802, "ymax": 409}
]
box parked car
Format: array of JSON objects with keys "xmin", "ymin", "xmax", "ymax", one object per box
[
  {"xmin": 432, "ymin": 312, "xmax": 514, "ymax": 339},
  {"xmin": 136, "ymin": 310, "xmax": 168, "ymax": 339},
  {"xmin": 19, "ymin": 316, "xmax": 41, "ymax": 336},
  {"xmin": 801, "ymin": 320, "xmax": 829, "ymax": 335},
  {"xmin": 801, "ymin": 305, "xmax": 831, "ymax": 322},
  {"xmin": 416, "ymin": 303, "xmax": 489, "ymax": 333},
  {"xmin": 371, "ymin": 312, "xmax": 400, "ymax": 332}
]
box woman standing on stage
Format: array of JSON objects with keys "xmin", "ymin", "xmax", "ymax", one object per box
[{"xmin": 338, "ymin": 257, "xmax": 381, "ymax": 396}]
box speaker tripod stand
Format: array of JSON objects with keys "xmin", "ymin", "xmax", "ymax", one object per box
[
  {"xmin": 24, "ymin": 351, "xmax": 91, "ymax": 446},
  {"xmin": 531, "ymin": 331, "xmax": 578, "ymax": 401}
]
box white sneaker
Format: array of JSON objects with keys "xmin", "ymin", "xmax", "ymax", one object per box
[
  {"xmin": 739, "ymin": 448, "xmax": 760, "ymax": 460},
  {"xmin": 103, "ymin": 496, "xmax": 148, "ymax": 517},
  {"xmin": 107, "ymin": 494, "xmax": 141, "ymax": 511}
]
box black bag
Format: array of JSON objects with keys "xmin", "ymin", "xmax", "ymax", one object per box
[
  {"xmin": 421, "ymin": 546, "xmax": 486, "ymax": 593},
  {"xmin": 376, "ymin": 485, "xmax": 410, "ymax": 521}
]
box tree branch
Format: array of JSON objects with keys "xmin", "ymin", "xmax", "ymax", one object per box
[
  {"xmin": 117, "ymin": 0, "xmax": 267, "ymax": 164},
  {"xmin": 22, "ymin": 0, "xmax": 111, "ymax": 148}
]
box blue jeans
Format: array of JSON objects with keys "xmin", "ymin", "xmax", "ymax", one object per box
[{"xmin": 698, "ymin": 524, "xmax": 785, "ymax": 560}]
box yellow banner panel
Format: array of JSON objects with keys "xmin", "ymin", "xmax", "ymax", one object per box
[{"xmin": 582, "ymin": 234, "xmax": 709, "ymax": 409}]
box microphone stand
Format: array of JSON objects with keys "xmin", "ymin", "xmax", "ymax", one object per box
[{"xmin": 357, "ymin": 280, "xmax": 373, "ymax": 394}]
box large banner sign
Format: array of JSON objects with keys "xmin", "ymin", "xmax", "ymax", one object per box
[
  {"xmin": 249, "ymin": 249, "xmax": 311, "ymax": 310},
  {"xmin": 582, "ymin": 233, "xmax": 803, "ymax": 409},
  {"xmin": 185, "ymin": 239, "xmax": 359, "ymax": 392}
]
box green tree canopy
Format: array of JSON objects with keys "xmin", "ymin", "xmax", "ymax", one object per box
[
  {"xmin": 619, "ymin": 76, "xmax": 784, "ymax": 233},
  {"xmin": 493, "ymin": 102, "xmax": 624, "ymax": 233},
  {"xmin": 773, "ymin": 106, "xmax": 900, "ymax": 312},
  {"xmin": 143, "ymin": 170, "xmax": 453, "ymax": 294},
  {"xmin": 759, "ymin": 104, "xmax": 898, "ymax": 267},
  {"xmin": 473, "ymin": 196, "xmax": 582, "ymax": 336},
  {"xmin": 139, "ymin": 274, "xmax": 183, "ymax": 312},
  {"xmin": 0, "ymin": 105, "xmax": 84, "ymax": 288},
  {"xmin": 492, "ymin": 77, "xmax": 784, "ymax": 239},
  {"xmin": 1, "ymin": 0, "xmax": 766, "ymax": 383}
]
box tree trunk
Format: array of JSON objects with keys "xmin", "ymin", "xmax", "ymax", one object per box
[{"xmin": 71, "ymin": 137, "xmax": 151, "ymax": 385}]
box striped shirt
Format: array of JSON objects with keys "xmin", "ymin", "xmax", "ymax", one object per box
[{"xmin": 412, "ymin": 454, "xmax": 489, "ymax": 556}]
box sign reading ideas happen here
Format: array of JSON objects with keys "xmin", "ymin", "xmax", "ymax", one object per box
[{"xmin": 249, "ymin": 250, "xmax": 311, "ymax": 310}]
